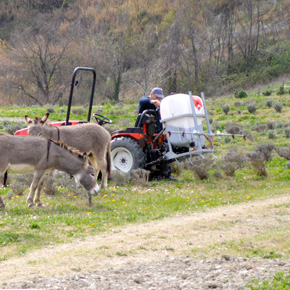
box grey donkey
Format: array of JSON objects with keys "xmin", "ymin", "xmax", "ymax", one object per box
[
  {"xmin": 0, "ymin": 134, "xmax": 99, "ymax": 208},
  {"xmin": 25, "ymin": 113, "xmax": 112, "ymax": 189}
]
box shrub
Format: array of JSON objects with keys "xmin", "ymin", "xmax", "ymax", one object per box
[
  {"xmin": 246, "ymin": 151, "xmax": 268, "ymax": 177},
  {"xmin": 170, "ymin": 162, "xmax": 182, "ymax": 176},
  {"xmin": 252, "ymin": 124, "xmax": 267, "ymax": 132},
  {"xmin": 47, "ymin": 107, "xmax": 55, "ymax": 113},
  {"xmin": 111, "ymin": 171, "xmax": 131, "ymax": 186},
  {"xmin": 268, "ymin": 132, "xmax": 276, "ymax": 139},
  {"xmin": 266, "ymin": 100, "xmax": 273, "ymax": 108},
  {"xmin": 255, "ymin": 143, "xmax": 276, "ymax": 161},
  {"xmin": 247, "ymin": 105, "xmax": 257, "ymax": 114},
  {"xmin": 262, "ymin": 90, "xmax": 272, "ymax": 96},
  {"xmin": 131, "ymin": 169, "xmax": 150, "ymax": 187},
  {"xmin": 224, "ymin": 136, "xmax": 231, "ymax": 143},
  {"xmin": 267, "ymin": 122, "xmax": 275, "ymax": 130},
  {"xmin": 5, "ymin": 123, "xmax": 25, "ymax": 135},
  {"xmin": 274, "ymin": 103, "xmax": 283, "ymax": 113},
  {"xmin": 43, "ymin": 175, "xmax": 58, "ymax": 195},
  {"xmin": 275, "ymin": 146, "xmax": 290, "ymax": 160},
  {"xmin": 277, "ymin": 86, "xmax": 285, "ymax": 95},
  {"xmin": 234, "ymin": 89, "xmax": 247, "ymax": 99},
  {"xmin": 225, "ymin": 122, "xmax": 244, "ymax": 135},
  {"xmin": 188, "ymin": 158, "xmax": 213, "ymax": 180},
  {"xmin": 219, "ymin": 147, "xmax": 247, "ymax": 177},
  {"xmin": 72, "ymin": 107, "xmax": 86, "ymax": 115},
  {"xmin": 10, "ymin": 174, "xmax": 33, "ymax": 196},
  {"xmin": 222, "ymin": 105, "xmax": 230, "ymax": 115},
  {"xmin": 213, "ymin": 170, "xmax": 223, "ymax": 179},
  {"xmin": 285, "ymin": 128, "xmax": 290, "ymax": 138},
  {"xmin": 234, "ymin": 101, "xmax": 242, "ymax": 107},
  {"xmin": 224, "ymin": 147, "xmax": 247, "ymax": 168}
]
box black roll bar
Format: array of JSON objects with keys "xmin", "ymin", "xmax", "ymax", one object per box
[{"xmin": 66, "ymin": 67, "xmax": 96, "ymax": 125}]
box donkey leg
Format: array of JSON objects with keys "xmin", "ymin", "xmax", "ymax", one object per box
[
  {"xmin": 0, "ymin": 196, "xmax": 5, "ymax": 209},
  {"xmin": 27, "ymin": 171, "xmax": 45, "ymax": 208},
  {"xmin": 98, "ymin": 158, "xmax": 108, "ymax": 189},
  {"xmin": 34, "ymin": 171, "xmax": 55, "ymax": 207},
  {"xmin": 88, "ymin": 156, "xmax": 101, "ymax": 184},
  {"xmin": 91, "ymin": 155, "xmax": 108, "ymax": 189}
]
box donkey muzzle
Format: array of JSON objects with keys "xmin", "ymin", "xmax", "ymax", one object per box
[{"xmin": 90, "ymin": 184, "xmax": 100, "ymax": 195}]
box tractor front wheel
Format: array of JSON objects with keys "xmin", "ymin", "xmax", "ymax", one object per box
[{"xmin": 111, "ymin": 137, "xmax": 145, "ymax": 173}]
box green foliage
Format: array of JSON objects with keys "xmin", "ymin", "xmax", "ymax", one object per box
[
  {"xmin": 222, "ymin": 104, "xmax": 230, "ymax": 115},
  {"xmin": 234, "ymin": 90, "xmax": 248, "ymax": 99},
  {"xmin": 277, "ymin": 86, "xmax": 286, "ymax": 96},
  {"xmin": 247, "ymin": 105, "xmax": 257, "ymax": 114},
  {"xmin": 247, "ymin": 270, "xmax": 290, "ymax": 290},
  {"xmin": 266, "ymin": 100, "xmax": 273, "ymax": 108},
  {"xmin": 262, "ymin": 90, "xmax": 272, "ymax": 96},
  {"xmin": 274, "ymin": 103, "xmax": 283, "ymax": 113}
]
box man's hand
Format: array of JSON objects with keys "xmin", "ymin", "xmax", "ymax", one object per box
[{"xmin": 150, "ymin": 99, "xmax": 161, "ymax": 107}]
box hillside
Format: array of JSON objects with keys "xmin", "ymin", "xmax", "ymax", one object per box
[{"xmin": 0, "ymin": 0, "xmax": 289, "ymax": 106}]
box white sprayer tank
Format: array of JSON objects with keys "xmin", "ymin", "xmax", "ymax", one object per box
[{"xmin": 160, "ymin": 93, "xmax": 205, "ymax": 147}]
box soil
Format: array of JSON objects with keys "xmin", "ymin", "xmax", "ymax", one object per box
[{"xmin": 1, "ymin": 194, "xmax": 290, "ymax": 290}]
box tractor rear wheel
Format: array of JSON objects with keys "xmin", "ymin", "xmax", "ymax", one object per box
[{"xmin": 111, "ymin": 137, "xmax": 145, "ymax": 173}]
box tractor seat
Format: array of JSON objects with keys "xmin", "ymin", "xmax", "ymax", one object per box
[{"xmin": 135, "ymin": 109, "xmax": 157, "ymax": 128}]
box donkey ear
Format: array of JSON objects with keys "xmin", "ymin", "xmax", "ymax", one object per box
[
  {"xmin": 25, "ymin": 115, "xmax": 32, "ymax": 124},
  {"xmin": 41, "ymin": 113, "xmax": 49, "ymax": 124}
]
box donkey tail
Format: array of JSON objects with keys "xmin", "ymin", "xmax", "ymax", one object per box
[{"xmin": 106, "ymin": 142, "xmax": 112, "ymax": 179}]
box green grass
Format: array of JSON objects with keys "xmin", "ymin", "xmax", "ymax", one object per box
[
  {"xmin": 247, "ymin": 271, "xmax": 290, "ymax": 290},
  {"xmin": 1, "ymin": 163, "xmax": 290, "ymax": 261},
  {"xmin": 1, "ymin": 79, "xmax": 290, "ymax": 263}
]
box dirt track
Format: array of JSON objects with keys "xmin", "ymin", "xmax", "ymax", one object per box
[{"xmin": 1, "ymin": 194, "xmax": 290, "ymax": 289}]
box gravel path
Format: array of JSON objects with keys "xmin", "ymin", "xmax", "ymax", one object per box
[
  {"xmin": 1, "ymin": 194, "xmax": 290, "ymax": 290},
  {"xmin": 1, "ymin": 255, "xmax": 289, "ymax": 289}
]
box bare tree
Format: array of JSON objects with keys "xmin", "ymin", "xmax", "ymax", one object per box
[
  {"xmin": 0, "ymin": 25, "xmax": 72, "ymax": 105},
  {"xmin": 234, "ymin": 0, "xmax": 263, "ymax": 64}
]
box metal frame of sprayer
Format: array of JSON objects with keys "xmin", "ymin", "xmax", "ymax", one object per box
[{"xmin": 161, "ymin": 92, "xmax": 246, "ymax": 164}]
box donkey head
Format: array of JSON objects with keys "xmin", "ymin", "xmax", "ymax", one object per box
[
  {"xmin": 74, "ymin": 162, "xmax": 100, "ymax": 195},
  {"xmin": 25, "ymin": 113, "xmax": 49, "ymax": 137}
]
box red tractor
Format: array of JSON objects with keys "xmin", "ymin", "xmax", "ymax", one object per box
[{"xmin": 15, "ymin": 67, "xmax": 228, "ymax": 179}]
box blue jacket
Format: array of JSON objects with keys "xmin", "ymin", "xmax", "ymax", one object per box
[{"xmin": 138, "ymin": 96, "xmax": 162, "ymax": 132}]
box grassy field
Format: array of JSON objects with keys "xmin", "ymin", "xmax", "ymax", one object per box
[{"xmin": 1, "ymin": 79, "xmax": 290, "ymax": 268}]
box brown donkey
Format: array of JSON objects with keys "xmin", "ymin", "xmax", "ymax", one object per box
[
  {"xmin": 25, "ymin": 113, "xmax": 112, "ymax": 189},
  {"xmin": 0, "ymin": 135, "xmax": 99, "ymax": 208}
]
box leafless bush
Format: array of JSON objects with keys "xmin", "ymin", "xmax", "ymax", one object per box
[
  {"xmin": 246, "ymin": 151, "xmax": 268, "ymax": 177},
  {"xmin": 10, "ymin": 174, "xmax": 33, "ymax": 196},
  {"xmin": 243, "ymin": 130, "xmax": 255, "ymax": 142},
  {"xmin": 72, "ymin": 107, "xmax": 85, "ymax": 115},
  {"xmin": 234, "ymin": 101, "xmax": 242, "ymax": 107},
  {"xmin": 187, "ymin": 158, "xmax": 213, "ymax": 180},
  {"xmin": 43, "ymin": 175, "xmax": 58, "ymax": 195},
  {"xmin": 111, "ymin": 171, "xmax": 131, "ymax": 186},
  {"xmin": 225, "ymin": 122, "xmax": 244, "ymax": 134},
  {"xmin": 54, "ymin": 172, "xmax": 86, "ymax": 197},
  {"xmin": 254, "ymin": 143, "xmax": 275, "ymax": 161},
  {"xmin": 47, "ymin": 107, "xmax": 55, "ymax": 113},
  {"xmin": 267, "ymin": 122, "xmax": 275, "ymax": 130},
  {"xmin": 246, "ymin": 144, "xmax": 274, "ymax": 177},
  {"xmin": 213, "ymin": 170, "xmax": 223, "ymax": 179},
  {"xmin": 131, "ymin": 169, "xmax": 150, "ymax": 187},
  {"xmin": 221, "ymin": 147, "xmax": 247, "ymax": 176},
  {"xmin": 170, "ymin": 162, "xmax": 182, "ymax": 176},
  {"xmin": 275, "ymin": 146, "xmax": 290, "ymax": 160},
  {"xmin": 5, "ymin": 122, "xmax": 26, "ymax": 135},
  {"xmin": 252, "ymin": 124, "xmax": 267, "ymax": 132}
]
